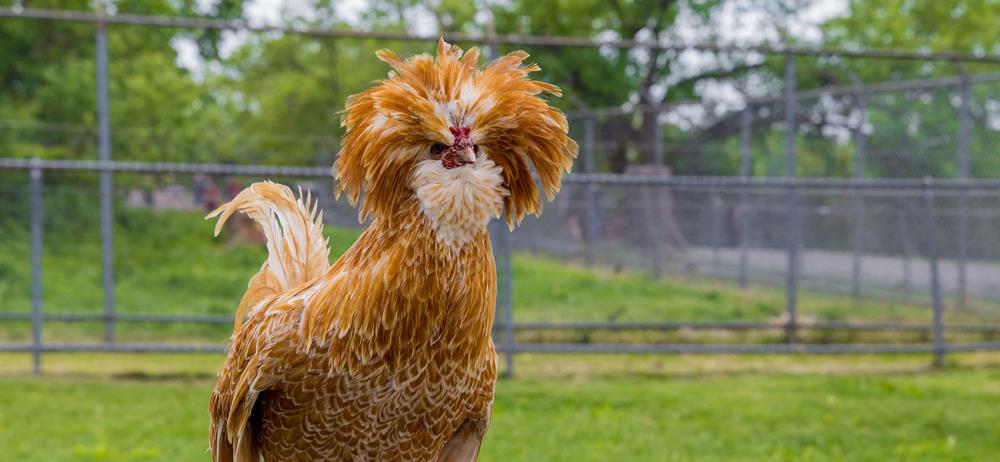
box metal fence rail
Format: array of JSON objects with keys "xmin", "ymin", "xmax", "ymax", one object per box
[
  {"xmin": 6, "ymin": 6, "xmax": 1000, "ymax": 63},
  {"xmin": 6, "ymin": 341, "xmax": 1000, "ymax": 355},
  {"xmin": 10, "ymin": 157, "xmax": 1000, "ymax": 188}
]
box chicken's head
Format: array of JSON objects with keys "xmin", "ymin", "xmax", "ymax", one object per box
[{"xmin": 334, "ymin": 39, "xmax": 578, "ymax": 242}]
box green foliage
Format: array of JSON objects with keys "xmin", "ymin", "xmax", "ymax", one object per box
[
  {"xmin": 825, "ymin": 0, "xmax": 1000, "ymax": 81},
  {"xmin": 218, "ymin": 35, "xmax": 397, "ymax": 165},
  {"xmin": 816, "ymin": 0, "xmax": 1000, "ymax": 178},
  {"xmin": 0, "ymin": 1, "xmax": 247, "ymax": 162},
  {"xmin": 492, "ymin": 0, "xmax": 653, "ymax": 109}
]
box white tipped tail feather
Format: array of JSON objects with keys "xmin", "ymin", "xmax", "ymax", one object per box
[{"xmin": 207, "ymin": 181, "xmax": 330, "ymax": 329}]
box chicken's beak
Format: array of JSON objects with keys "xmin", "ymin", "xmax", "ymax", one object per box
[{"xmin": 458, "ymin": 146, "xmax": 476, "ymax": 165}]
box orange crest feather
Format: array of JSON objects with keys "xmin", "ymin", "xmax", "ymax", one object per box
[{"xmin": 335, "ymin": 39, "xmax": 578, "ymax": 226}]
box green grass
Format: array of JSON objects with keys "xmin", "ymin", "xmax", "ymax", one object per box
[
  {"xmin": 513, "ymin": 255, "xmax": 954, "ymax": 324},
  {"xmin": 492, "ymin": 370, "xmax": 1000, "ymax": 461},
  {"xmin": 2, "ymin": 353, "xmax": 1000, "ymax": 461}
]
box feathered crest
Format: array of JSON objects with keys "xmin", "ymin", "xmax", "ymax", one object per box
[{"xmin": 335, "ymin": 39, "xmax": 578, "ymax": 226}]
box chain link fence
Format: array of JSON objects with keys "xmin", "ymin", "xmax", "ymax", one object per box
[
  {"xmin": 5, "ymin": 8, "xmax": 1000, "ymax": 376},
  {"xmin": 3, "ymin": 160, "xmax": 1000, "ymax": 377}
]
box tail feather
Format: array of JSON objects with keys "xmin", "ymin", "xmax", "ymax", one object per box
[{"xmin": 207, "ymin": 181, "xmax": 330, "ymax": 330}]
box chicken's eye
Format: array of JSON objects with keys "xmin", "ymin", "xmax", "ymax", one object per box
[{"xmin": 429, "ymin": 143, "xmax": 446, "ymax": 159}]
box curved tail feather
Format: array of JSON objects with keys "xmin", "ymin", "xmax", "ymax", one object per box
[{"xmin": 207, "ymin": 181, "xmax": 330, "ymax": 330}]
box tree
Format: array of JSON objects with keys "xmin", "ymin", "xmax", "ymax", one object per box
[
  {"xmin": 821, "ymin": 0, "xmax": 1000, "ymax": 178},
  {"xmin": 0, "ymin": 0, "xmax": 245, "ymax": 162}
]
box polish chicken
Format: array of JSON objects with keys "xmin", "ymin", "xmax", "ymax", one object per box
[{"xmin": 207, "ymin": 39, "xmax": 577, "ymax": 461}]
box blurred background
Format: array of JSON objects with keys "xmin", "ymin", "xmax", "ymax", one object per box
[{"xmin": 2, "ymin": 1, "xmax": 1000, "ymax": 461}]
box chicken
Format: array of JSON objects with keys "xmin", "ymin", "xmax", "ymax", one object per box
[{"xmin": 206, "ymin": 39, "xmax": 577, "ymax": 461}]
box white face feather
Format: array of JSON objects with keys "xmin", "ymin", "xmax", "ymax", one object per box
[{"xmin": 410, "ymin": 155, "xmax": 508, "ymax": 247}]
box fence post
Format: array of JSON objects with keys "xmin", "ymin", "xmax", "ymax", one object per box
[
  {"xmin": 851, "ymin": 93, "xmax": 867, "ymax": 299},
  {"xmin": 647, "ymin": 109, "xmax": 665, "ymax": 278},
  {"xmin": 898, "ymin": 207, "xmax": 914, "ymax": 302},
  {"xmin": 491, "ymin": 216, "xmax": 515, "ymax": 378},
  {"xmin": 29, "ymin": 161, "xmax": 44, "ymax": 375},
  {"xmin": 739, "ymin": 106, "xmax": 752, "ymax": 288},
  {"xmin": 582, "ymin": 114, "xmax": 597, "ymax": 266},
  {"xmin": 96, "ymin": 8, "xmax": 116, "ymax": 344},
  {"xmin": 784, "ymin": 52, "xmax": 799, "ymax": 343},
  {"xmin": 956, "ymin": 76, "xmax": 971, "ymax": 310},
  {"xmin": 502, "ymin": 221, "xmax": 515, "ymax": 378},
  {"xmin": 923, "ymin": 179, "xmax": 946, "ymax": 367},
  {"xmin": 711, "ymin": 192, "xmax": 722, "ymax": 271}
]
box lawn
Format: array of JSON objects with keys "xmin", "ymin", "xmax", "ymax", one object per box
[{"xmin": 1, "ymin": 353, "xmax": 1000, "ymax": 461}]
